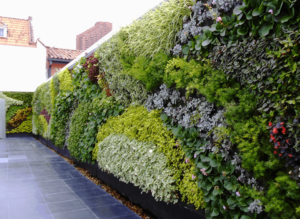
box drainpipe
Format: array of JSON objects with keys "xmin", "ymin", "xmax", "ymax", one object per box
[{"xmin": 48, "ymin": 60, "xmax": 52, "ymax": 79}]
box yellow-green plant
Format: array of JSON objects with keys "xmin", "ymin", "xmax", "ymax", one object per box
[
  {"xmin": 58, "ymin": 68, "xmax": 73, "ymax": 91},
  {"xmin": 38, "ymin": 115, "xmax": 48, "ymax": 138},
  {"xmin": 7, "ymin": 115, "xmax": 32, "ymax": 133},
  {"xmin": 93, "ymin": 105, "xmax": 204, "ymax": 208},
  {"xmin": 49, "ymin": 74, "xmax": 60, "ymax": 109},
  {"xmin": 123, "ymin": 0, "xmax": 194, "ymax": 58}
]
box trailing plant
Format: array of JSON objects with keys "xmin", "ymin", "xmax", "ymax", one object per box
[
  {"xmin": 67, "ymin": 102, "xmax": 92, "ymax": 160},
  {"xmin": 95, "ymin": 32, "xmax": 149, "ymax": 106},
  {"xmin": 71, "ymin": 58, "xmax": 102, "ymax": 103},
  {"xmin": 93, "ymin": 105, "xmax": 204, "ymax": 208},
  {"xmin": 49, "ymin": 74, "xmax": 60, "ymax": 109},
  {"xmin": 124, "ymin": 0, "xmax": 194, "ymax": 58},
  {"xmin": 80, "ymin": 93, "xmax": 124, "ymax": 163},
  {"xmin": 50, "ymin": 91, "xmax": 75, "ymax": 148},
  {"xmin": 97, "ymin": 134, "xmax": 178, "ymax": 203}
]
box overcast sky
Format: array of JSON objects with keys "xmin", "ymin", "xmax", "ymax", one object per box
[{"xmin": 0, "ymin": 0, "xmax": 163, "ymax": 50}]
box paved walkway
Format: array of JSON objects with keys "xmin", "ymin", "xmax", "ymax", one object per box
[{"xmin": 0, "ymin": 137, "xmax": 141, "ymax": 219}]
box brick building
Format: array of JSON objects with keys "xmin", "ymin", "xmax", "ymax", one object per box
[
  {"xmin": 0, "ymin": 16, "xmax": 35, "ymax": 47},
  {"xmin": 76, "ymin": 22, "xmax": 112, "ymax": 50}
]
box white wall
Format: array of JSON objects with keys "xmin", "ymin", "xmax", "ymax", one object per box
[{"xmin": 0, "ymin": 41, "xmax": 47, "ymax": 92}]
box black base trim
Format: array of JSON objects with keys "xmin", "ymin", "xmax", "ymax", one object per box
[
  {"xmin": 34, "ymin": 135, "xmax": 206, "ymax": 219},
  {"xmin": 7, "ymin": 133, "xmax": 35, "ymax": 138}
]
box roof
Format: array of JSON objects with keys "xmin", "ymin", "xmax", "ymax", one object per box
[
  {"xmin": 47, "ymin": 47, "xmax": 83, "ymax": 60},
  {"xmin": 0, "ymin": 16, "xmax": 35, "ymax": 47}
]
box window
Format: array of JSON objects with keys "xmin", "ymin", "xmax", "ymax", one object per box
[{"xmin": 0, "ymin": 29, "xmax": 4, "ymax": 37}]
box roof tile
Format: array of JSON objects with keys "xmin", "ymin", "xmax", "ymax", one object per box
[
  {"xmin": 47, "ymin": 47, "xmax": 83, "ymax": 60},
  {"xmin": 0, "ymin": 16, "xmax": 35, "ymax": 47}
]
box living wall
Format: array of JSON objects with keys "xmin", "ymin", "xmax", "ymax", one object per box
[
  {"xmin": 32, "ymin": 0, "xmax": 300, "ymax": 218},
  {"xmin": 0, "ymin": 92, "xmax": 33, "ymax": 134}
]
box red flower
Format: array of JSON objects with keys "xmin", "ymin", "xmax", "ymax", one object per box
[
  {"xmin": 274, "ymin": 151, "xmax": 277, "ymax": 154},
  {"xmin": 279, "ymin": 154, "xmax": 282, "ymax": 157},
  {"xmin": 282, "ymin": 127, "xmax": 286, "ymax": 134},
  {"xmin": 277, "ymin": 142, "xmax": 280, "ymax": 146},
  {"xmin": 288, "ymin": 154, "xmax": 293, "ymax": 157},
  {"xmin": 274, "ymin": 146, "xmax": 278, "ymax": 149},
  {"xmin": 272, "ymin": 127, "xmax": 278, "ymax": 134},
  {"xmin": 270, "ymin": 135, "xmax": 275, "ymax": 140},
  {"xmin": 280, "ymin": 122, "xmax": 284, "ymax": 125},
  {"xmin": 286, "ymin": 139, "xmax": 290, "ymax": 143},
  {"xmin": 269, "ymin": 122, "xmax": 273, "ymax": 127}
]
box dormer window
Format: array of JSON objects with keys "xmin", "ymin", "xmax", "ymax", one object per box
[{"xmin": 0, "ymin": 24, "xmax": 7, "ymax": 37}]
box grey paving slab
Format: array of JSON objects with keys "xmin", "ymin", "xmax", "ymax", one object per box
[{"xmin": 0, "ymin": 137, "xmax": 142, "ymax": 219}]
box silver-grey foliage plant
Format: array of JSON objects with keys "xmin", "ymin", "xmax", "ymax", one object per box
[{"xmin": 96, "ymin": 134, "xmax": 178, "ymax": 203}]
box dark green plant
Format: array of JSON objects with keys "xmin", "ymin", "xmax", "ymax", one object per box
[
  {"xmin": 50, "ymin": 91, "xmax": 75, "ymax": 148},
  {"xmin": 67, "ymin": 102, "xmax": 92, "ymax": 159}
]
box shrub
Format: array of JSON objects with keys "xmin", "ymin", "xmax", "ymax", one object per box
[
  {"xmin": 97, "ymin": 134, "xmax": 178, "ymax": 203},
  {"xmin": 93, "ymin": 105, "xmax": 204, "ymax": 208}
]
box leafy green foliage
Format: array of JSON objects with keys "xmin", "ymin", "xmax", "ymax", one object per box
[
  {"xmin": 50, "ymin": 91, "xmax": 75, "ymax": 148},
  {"xmin": 79, "ymin": 93, "xmax": 124, "ymax": 163},
  {"xmin": 93, "ymin": 106, "xmax": 204, "ymax": 208},
  {"xmin": 95, "ymin": 31, "xmax": 148, "ymax": 106},
  {"xmin": 121, "ymin": 52, "xmax": 171, "ymax": 91},
  {"xmin": 264, "ymin": 173, "xmax": 300, "ymax": 219},
  {"xmin": 67, "ymin": 102, "xmax": 92, "ymax": 160},
  {"xmin": 71, "ymin": 57, "xmax": 102, "ymax": 103},
  {"xmin": 97, "ymin": 134, "xmax": 178, "ymax": 203}
]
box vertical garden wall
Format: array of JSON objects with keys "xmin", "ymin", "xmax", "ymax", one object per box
[
  {"xmin": 0, "ymin": 92, "xmax": 33, "ymax": 135},
  {"xmin": 31, "ymin": 0, "xmax": 300, "ymax": 218}
]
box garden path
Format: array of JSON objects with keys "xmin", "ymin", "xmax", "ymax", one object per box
[{"xmin": 0, "ymin": 137, "xmax": 141, "ymax": 219}]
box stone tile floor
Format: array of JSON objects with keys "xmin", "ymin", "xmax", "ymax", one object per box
[{"xmin": 0, "ymin": 137, "xmax": 142, "ymax": 219}]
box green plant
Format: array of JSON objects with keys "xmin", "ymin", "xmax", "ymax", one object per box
[
  {"xmin": 123, "ymin": 0, "xmax": 195, "ymax": 58},
  {"xmin": 93, "ymin": 105, "xmax": 204, "ymax": 208},
  {"xmin": 0, "ymin": 92, "xmax": 23, "ymax": 111},
  {"xmin": 95, "ymin": 32, "xmax": 149, "ymax": 106},
  {"xmin": 79, "ymin": 93, "xmax": 124, "ymax": 163},
  {"xmin": 58, "ymin": 68, "xmax": 73, "ymax": 91},
  {"xmin": 67, "ymin": 102, "xmax": 92, "ymax": 160},
  {"xmin": 49, "ymin": 74, "xmax": 60, "ymax": 109},
  {"xmin": 97, "ymin": 134, "xmax": 178, "ymax": 203},
  {"xmin": 50, "ymin": 91, "xmax": 75, "ymax": 148},
  {"xmin": 121, "ymin": 52, "xmax": 171, "ymax": 91},
  {"xmin": 7, "ymin": 114, "xmax": 32, "ymax": 134}
]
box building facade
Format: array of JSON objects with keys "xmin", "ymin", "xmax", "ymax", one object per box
[
  {"xmin": 46, "ymin": 47, "xmax": 83, "ymax": 78},
  {"xmin": 0, "ymin": 16, "xmax": 47, "ymax": 92},
  {"xmin": 76, "ymin": 22, "xmax": 112, "ymax": 50}
]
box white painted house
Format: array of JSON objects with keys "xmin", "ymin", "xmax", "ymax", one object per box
[{"xmin": 0, "ymin": 16, "xmax": 47, "ymax": 92}]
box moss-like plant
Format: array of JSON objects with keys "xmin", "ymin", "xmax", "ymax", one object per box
[{"xmin": 58, "ymin": 68, "xmax": 73, "ymax": 91}]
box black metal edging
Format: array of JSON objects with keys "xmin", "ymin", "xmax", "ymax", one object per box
[{"xmin": 34, "ymin": 134, "xmax": 206, "ymax": 219}]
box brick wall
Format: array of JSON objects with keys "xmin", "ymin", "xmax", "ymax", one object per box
[{"xmin": 76, "ymin": 22, "xmax": 112, "ymax": 50}]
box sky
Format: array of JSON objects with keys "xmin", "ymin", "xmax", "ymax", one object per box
[{"xmin": 0, "ymin": 0, "xmax": 164, "ymax": 50}]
